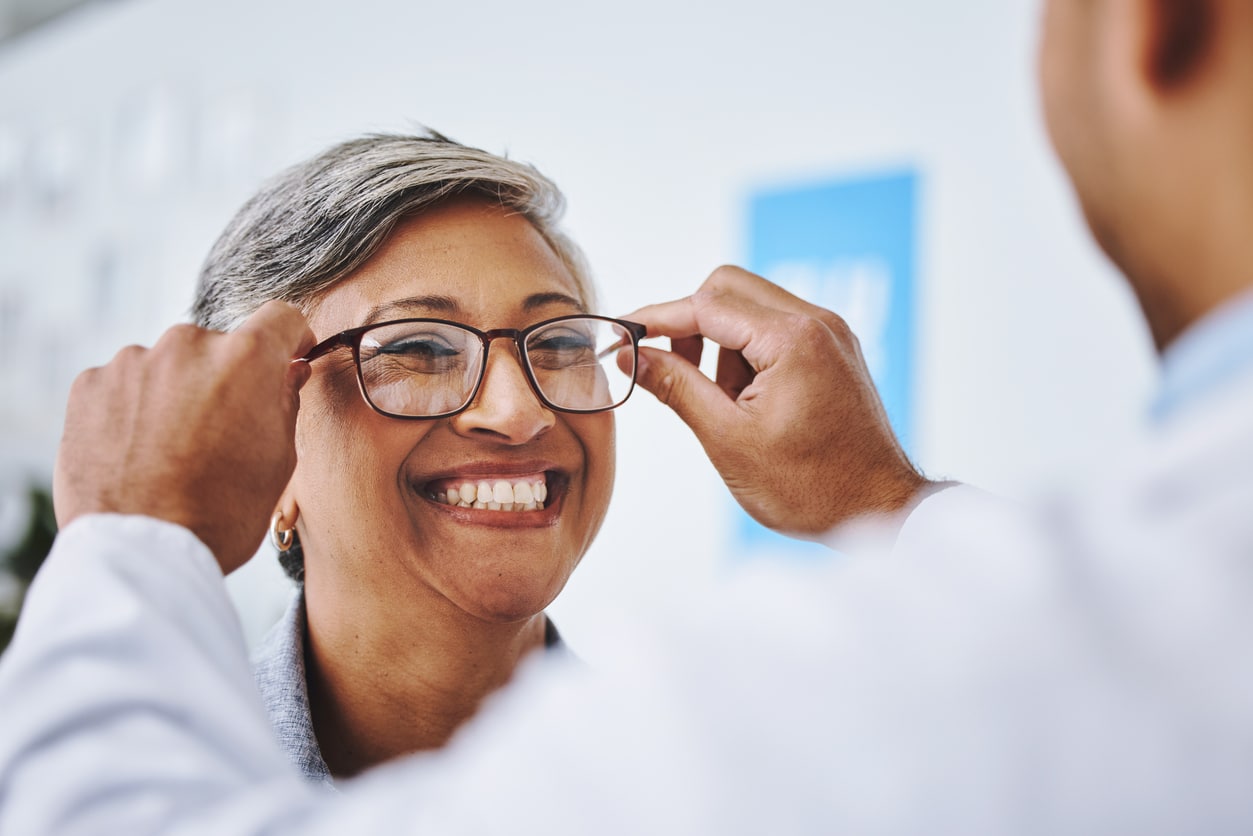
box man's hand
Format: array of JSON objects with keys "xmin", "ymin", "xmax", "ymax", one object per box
[
  {"xmin": 626, "ymin": 266, "xmax": 930, "ymax": 538},
  {"xmin": 53, "ymin": 301, "xmax": 316, "ymax": 574}
]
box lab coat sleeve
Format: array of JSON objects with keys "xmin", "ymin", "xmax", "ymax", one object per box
[
  {"xmin": 0, "ymin": 514, "xmax": 725, "ymax": 836},
  {"xmin": 0, "ymin": 515, "xmax": 324, "ymax": 836},
  {"xmin": 894, "ymin": 483, "xmax": 1011, "ymax": 557}
]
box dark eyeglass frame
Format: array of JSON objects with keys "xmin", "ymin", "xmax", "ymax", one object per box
[{"xmin": 296, "ymin": 313, "xmax": 648, "ymax": 420}]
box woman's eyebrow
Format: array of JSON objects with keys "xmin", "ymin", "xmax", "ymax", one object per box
[
  {"xmin": 362, "ymin": 295, "xmax": 461, "ymax": 324},
  {"xmin": 523, "ymin": 292, "xmax": 585, "ymax": 313},
  {"xmin": 360, "ymin": 291, "xmax": 585, "ymax": 327}
]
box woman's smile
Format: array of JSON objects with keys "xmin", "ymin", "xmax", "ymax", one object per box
[
  {"xmin": 415, "ymin": 465, "xmax": 567, "ymax": 526},
  {"xmin": 424, "ymin": 471, "xmax": 552, "ymax": 510}
]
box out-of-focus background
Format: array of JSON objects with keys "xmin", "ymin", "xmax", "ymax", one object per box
[{"xmin": 0, "ymin": 0, "xmax": 1155, "ymax": 658}]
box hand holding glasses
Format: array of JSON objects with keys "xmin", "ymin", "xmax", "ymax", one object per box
[{"xmin": 296, "ymin": 314, "xmax": 647, "ymax": 419}]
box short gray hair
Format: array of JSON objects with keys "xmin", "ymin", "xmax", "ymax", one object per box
[{"xmin": 192, "ymin": 130, "xmax": 595, "ymax": 330}]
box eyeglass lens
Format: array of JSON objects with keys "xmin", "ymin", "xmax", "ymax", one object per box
[{"xmin": 356, "ymin": 317, "xmax": 636, "ymax": 417}]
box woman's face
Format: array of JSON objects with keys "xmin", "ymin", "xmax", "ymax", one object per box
[{"xmin": 289, "ymin": 198, "xmax": 614, "ymax": 625}]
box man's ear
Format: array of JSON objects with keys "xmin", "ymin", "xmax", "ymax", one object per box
[{"xmin": 1144, "ymin": 0, "xmax": 1218, "ymax": 89}]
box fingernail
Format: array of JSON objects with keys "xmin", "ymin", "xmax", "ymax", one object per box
[{"xmin": 288, "ymin": 360, "xmax": 312, "ymax": 389}]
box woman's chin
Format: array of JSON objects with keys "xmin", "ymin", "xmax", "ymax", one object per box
[{"xmin": 449, "ymin": 577, "xmax": 564, "ymax": 625}]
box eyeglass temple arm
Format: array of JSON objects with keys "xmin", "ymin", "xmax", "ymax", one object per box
[
  {"xmin": 293, "ymin": 331, "xmax": 356, "ymax": 364},
  {"xmin": 593, "ymin": 321, "xmax": 648, "ymax": 362}
]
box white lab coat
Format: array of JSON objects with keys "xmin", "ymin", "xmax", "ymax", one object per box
[{"xmin": 2, "ymin": 367, "xmax": 1253, "ymax": 835}]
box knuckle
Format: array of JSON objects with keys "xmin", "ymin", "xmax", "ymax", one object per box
[
  {"xmin": 228, "ymin": 327, "xmax": 265, "ymax": 358},
  {"xmin": 67, "ymin": 366, "xmax": 99, "ymax": 399},
  {"xmin": 649, "ymin": 365, "xmax": 681, "ymax": 408},
  {"xmin": 782, "ymin": 313, "xmax": 854, "ymax": 366},
  {"xmin": 217, "ymin": 328, "xmax": 275, "ymax": 374},
  {"xmin": 820, "ymin": 309, "xmax": 851, "ymax": 335},
  {"xmin": 800, "ymin": 309, "xmax": 857, "ymax": 348},
  {"xmin": 705, "ymin": 264, "xmax": 742, "ymax": 293},
  {"xmin": 153, "ymin": 323, "xmax": 204, "ymax": 352},
  {"xmin": 166, "ymin": 322, "xmax": 203, "ymax": 342},
  {"xmin": 109, "ymin": 343, "xmax": 147, "ymax": 367},
  {"xmin": 788, "ymin": 312, "xmax": 832, "ymax": 341},
  {"xmin": 691, "ymin": 284, "xmax": 718, "ymax": 310}
]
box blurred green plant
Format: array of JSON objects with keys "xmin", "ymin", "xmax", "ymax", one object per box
[{"xmin": 1, "ymin": 486, "xmax": 57, "ymax": 654}]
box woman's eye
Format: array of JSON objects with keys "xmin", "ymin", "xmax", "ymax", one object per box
[
  {"xmin": 369, "ymin": 334, "xmax": 469, "ymax": 375},
  {"xmin": 529, "ymin": 329, "xmax": 596, "ymax": 369},
  {"xmin": 531, "ymin": 330, "xmax": 594, "ymax": 354},
  {"xmin": 379, "ymin": 337, "xmax": 460, "ymax": 359}
]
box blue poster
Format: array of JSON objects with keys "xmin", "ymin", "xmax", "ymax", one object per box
[{"xmin": 735, "ymin": 169, "xmax": 919, "ymax": 558}]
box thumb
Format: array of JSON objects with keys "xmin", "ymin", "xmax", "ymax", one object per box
[
  {"xmin": 286, "ymin": 357, "xmax": 312, "ymax": 397},
  {"xmin": 635, "ymin": 345, "xmax": 737, "ymax": 442}
]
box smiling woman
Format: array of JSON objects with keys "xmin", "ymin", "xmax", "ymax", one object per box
[{"xmin": 191, "ymin": 132, "xmax": 638, "ymax": 783}]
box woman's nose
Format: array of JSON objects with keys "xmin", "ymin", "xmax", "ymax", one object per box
[{"xmin": 449, "ymin": 342, "xmax": 556, "ymax": 443}]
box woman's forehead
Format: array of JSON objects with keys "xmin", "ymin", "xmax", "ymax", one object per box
[{"xmin": 308, "ymin": 203, "xmax": 585, "ymax": 334}]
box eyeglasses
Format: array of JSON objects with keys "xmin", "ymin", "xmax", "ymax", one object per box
[{"xmin": 298, "ymin": 314, "xmax": 648, "ymax": 419}]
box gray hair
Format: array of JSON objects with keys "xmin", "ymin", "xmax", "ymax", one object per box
[{"xmin": 192, "ymin": 130, "xmax": 595, "ymax": 330}]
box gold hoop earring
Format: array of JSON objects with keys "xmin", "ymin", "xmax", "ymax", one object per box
[{"xmin": 270, "ymin": 510, "xmax": 296, "ymax": 553}]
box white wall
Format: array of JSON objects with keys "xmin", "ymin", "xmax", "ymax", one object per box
[{"xmin": 0, "ymin": 0, "xmax": 1156, "ymax": 657}]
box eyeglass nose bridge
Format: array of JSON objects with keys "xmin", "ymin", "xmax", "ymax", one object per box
[
  {"xmin": 477, "ymin": 327, "xmax": 531, "ymax": 349},
  {"xmin": 462, "ymin": 327, "xmax": 546, "ymax": 411}
]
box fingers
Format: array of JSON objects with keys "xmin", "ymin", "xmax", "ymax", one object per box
[
  {"xmin": 715, "ymin": 345, "xmax": 755, "ymax": 400},
  {"xmin": 627, "ymin": 296, "xmax": 702, "ymax": 340},
  {"xmin": 628, "ymin": 268, "xmax": 845, "ymax": 375},
  {"xmin": 233, "ymin": 300, "xmax": 317, "ymax": 364},
  {"xmin": 53, "ymin": 304, "xmax": 315, "ymax": 567},
  {"xmin": 633, "ymin": 345, "xmax": 738, "ymax": 441},
  {"xmin": 701, "ymin": 265, "xmax": 818, "ymax": 316},
  {"xmin": 628, "ymin": 266, "xmax": 827, "ymax": 333},
  {"xmin": 230, "ymin": 302, "xmax": 316, "ymax": 411},
  {"xmin": 625, "ymin": 265, "xmax": 924, "ymax": 535},
  {"xmin": 625, "ymin": 265, "xmax": 843, "ymax": 440},
  {"xmin": 286, "ymin": 358, "xmax": 312, "ymax": 393},
  {"xmin": 670, "ymin": 335, "xmax": 704, "ymax": 369}
]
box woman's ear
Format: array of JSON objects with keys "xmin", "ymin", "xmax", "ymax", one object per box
[
  {"xmin": 1143, "ymin": 0, "xmax": 1218, "ymax": 90},
  {"xmin": 271, "ymin": 487, "xmax": 300, "ymax": 538},
  {"xmin": 270, "ymin": 485, "xmax": 306, "ymax": 580}
]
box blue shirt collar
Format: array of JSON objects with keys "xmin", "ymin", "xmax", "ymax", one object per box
[{"xmin": 1152, "ymin": 287, "xmax": 1253, "ymax": 423}]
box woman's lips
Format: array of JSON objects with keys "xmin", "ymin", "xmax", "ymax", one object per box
[{"xmin": 422, "ymin": 472, "xmax": 553, "ymax": 512}]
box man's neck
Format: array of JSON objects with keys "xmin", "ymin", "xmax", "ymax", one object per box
[{"xmin": 1119, "ymin": 207, "xmax": 1253, "ymax": 354}]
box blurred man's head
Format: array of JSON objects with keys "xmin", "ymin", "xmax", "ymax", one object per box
[{"xmin": 1037, "ymin": 0, "xmax": 1253, "ymax": 349}]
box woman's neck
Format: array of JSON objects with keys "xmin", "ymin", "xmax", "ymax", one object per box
[{"xmin": 302, "ymin": 579, "xmax": 549, "ymax": 779}]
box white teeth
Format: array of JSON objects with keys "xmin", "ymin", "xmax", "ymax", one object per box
[{"xmin": 431, "ymin": 476, "xmax": 549, "ymax": 512}]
